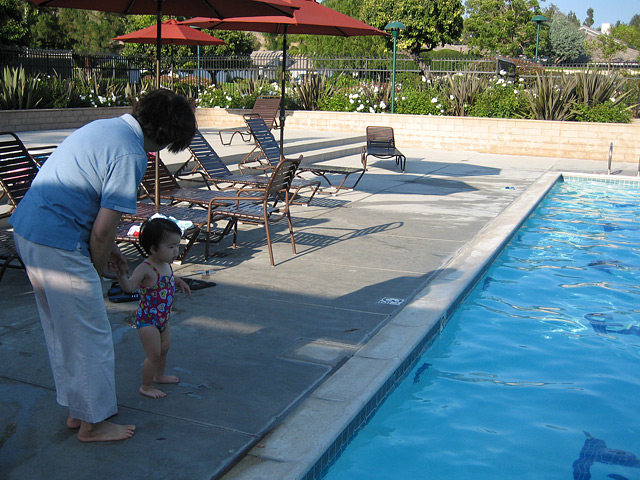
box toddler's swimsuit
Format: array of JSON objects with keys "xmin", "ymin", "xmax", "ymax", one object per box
[{"xmin": 135, "ymin": 261, "xmax": 175, "ymax": 332}]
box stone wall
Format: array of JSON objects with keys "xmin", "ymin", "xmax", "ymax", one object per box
[
  {"xmin": 0, "ymin": 107, "xmax": 131, "ymax": 132},
  {"xmin": 197, "ymin": 108, "xmax": 640, "ymax": 164},
  {"xmin": 2, "ymin": 107, "xmax": 638, "ymax": 164}
]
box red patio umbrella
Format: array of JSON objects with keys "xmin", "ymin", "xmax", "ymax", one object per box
[
  {"xmin": 114, "ymin": 19, "xmax": 225, "ymax": 89},
  {"xmin": 114, "ymin": 18, "xmax": 225, "ymax": 46},
  {"xmin": 26, "ymin": 0, "xmax": 298, "ymax": 208},
  {"xmin": 183, "ymin": 0, "xmax": 387, "ymax": 154},
  {"xmin": 26, "ymin": 0, "xmax": 298, "ymax": 18}
]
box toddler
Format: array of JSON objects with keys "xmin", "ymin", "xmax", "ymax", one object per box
[{"xmin": 118, "ymin": 218, "xmax": 191, "ymax": 398}]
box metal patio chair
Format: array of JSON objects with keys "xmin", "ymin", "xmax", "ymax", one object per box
[
  {"xmin": 361, "ymin": 126, "xmax": 406, "ymax": 172},
  {"xmin": 206, "ymin": 156, "xmax": 302, "ymax": 266},
  {"xmin": 240, "ymin": 115, "xmax": 367, "ymax": 194},
  {"xmin": 218, "ymin": 95, "xmax": 281, "ymax": 146}
]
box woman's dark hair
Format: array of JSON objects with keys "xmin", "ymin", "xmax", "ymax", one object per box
[
  {"xmin": 132, "ymin": 89, "xmax": 197, "ymax": 153},
  {"xmin": 139, "ymin": 218, "xmax": 182, "ymax": 255}
]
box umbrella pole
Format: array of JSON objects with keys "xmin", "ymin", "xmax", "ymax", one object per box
[
  {"xmin": 279, "ymin": 26, "xmax": 287, "ymax": 158},
  {"xmin": 155, "ymin": 0, "xmax": 163, "ymax": 209}
]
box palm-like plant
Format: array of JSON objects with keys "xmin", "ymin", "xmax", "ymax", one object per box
[
  {"xmin": 292, "ymin": 74, "xmax": 337, "ymax": 111},
  {"xmin": 0, "ymin": 66, "xmax": 43, "ymax": 110},
  {"xmin": 524, "ymin": 73, "xmax": 576, "ymax": 121},
  {"xmin": 447, "ymin": 73, "xmax": 488, "ymax": 116},
  {"xmin": 573, "ymin": 68, "xmax": 633, "ymax": 107}
]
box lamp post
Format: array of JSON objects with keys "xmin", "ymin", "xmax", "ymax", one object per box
[
  {"xmin": 385, "ymin": 21, "xmax": 405, "ymax": 114},
  {"xmin": 532, "ymin": 15, "xmax": 547, "ymax": 63}
]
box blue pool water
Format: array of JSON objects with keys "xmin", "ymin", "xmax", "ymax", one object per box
[{"xmin": 321, "ymin": 179, "xmax": 640, "ymax": 480}]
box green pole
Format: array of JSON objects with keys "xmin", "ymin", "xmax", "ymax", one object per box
[
  {"xmin": 384, "ymin": 21, "xmax": 405, "ymax": 114},
  {"xmin": 391, "ymin": 31, "xmax": 398, "ymax": 114},
  {"xmin": 532, "ymin": 15, "xmax": 547, "ymax": 63},
  {"xmin": 535, "ymin": 23, "xmax": 540, "ymax": 62}
]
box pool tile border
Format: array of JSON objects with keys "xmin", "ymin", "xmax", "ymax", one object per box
[{"xmin": 222, "ymin": 172, "xmax": 638, "ymax": 480}]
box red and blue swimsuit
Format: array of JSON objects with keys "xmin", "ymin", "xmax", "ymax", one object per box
[{"xmin": 135, "ymin": 261, "xmax": 175, "ymax": 332}]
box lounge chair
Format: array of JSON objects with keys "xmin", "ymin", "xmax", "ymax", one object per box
[
  {"xmin": 361, "ymin": 126, "xmax": 406, "ymax": 172},
  {"xmin": 218, "ymin": 95, "xmax": 281, "ymax": 146},
  {"xmin": 0, "ymin": 132, "xmax": 41, "ymax": 218},
  {"xmin": 177, "ymin": 130, "xmax": 320, "ymax": 206},
  {"xmin": 117, "ymin": 202, "xmax": 232, "ymax": 264},
  {"xmin": 206, "ymin": 156, "xmax": 302, "ymax": 266},
  {"xmin": 240, "ymin": 115, "xmax": 367, "ymax": 193},
  {"xmin": 28, "ymin": 144, "xmax": 57, "ymax": 166},
  {"xmin": 0, "ymin": 229, "xmax": 24, "ymax": 282},
  {"xmin": 140, "ymin": 152, "xmax": 255, "ymax": 209}
]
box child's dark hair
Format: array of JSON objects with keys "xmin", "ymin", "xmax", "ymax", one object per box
[
  {"xmin": 139, "ymin": 218, "xmax": 182, "ymax": 255},
  {"xmin": 132, "ymin": 89, "xmax": 197, "ymax": 153}
]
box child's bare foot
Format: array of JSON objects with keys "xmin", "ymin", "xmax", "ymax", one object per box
[
  {"xmin": 140, "ymin": 385, "xmax": 167, "ymax": 398},
  {"xmin": 154, "ymin": 374, "xmax": 179, "ymax": 384},
  {"xmin": 77, "ymin": 421, "xmax": 135, "ymax": 442},
  {"xmin": 67, "ymin": 415, "xmax": 81, "ymax": 429}
]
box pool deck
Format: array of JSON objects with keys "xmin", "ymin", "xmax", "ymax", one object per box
[{"xmin": 1, "ymin": 127, "xmax": 638, "ymax": 480}]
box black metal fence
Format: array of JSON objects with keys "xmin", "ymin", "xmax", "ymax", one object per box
[{"xmin": 2, "ymin": 46, "xmax": 639, "ymax": 94}]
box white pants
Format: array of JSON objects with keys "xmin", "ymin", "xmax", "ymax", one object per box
[{"xmin": 14, "ymin": 233, "xmax": 118, "ymax": 423}]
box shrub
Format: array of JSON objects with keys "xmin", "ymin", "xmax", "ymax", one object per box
[
  {"xmin": 470, "ymin": 75, "xmax": 528, "ymax": 118},
  {"xmin": 395, "ymin": 88, "xmax": 449, "ymax": 115},
  {"xmin": 319, "ymin": 82, "xmax": 390, "ymax": 113},
  {"xmin": 572, "ymin": 101, "xmax": 631, "ymax": 123},
  {"xmin": 197, "ymin": 84, "xmax": 244, "ymax": 108}
]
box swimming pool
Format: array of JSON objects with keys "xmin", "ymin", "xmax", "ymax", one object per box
[{"xmin": 319, "ymin": 175, "xmax": 640, "ymax": 480}]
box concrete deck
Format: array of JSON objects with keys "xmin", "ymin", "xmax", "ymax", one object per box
[{"xmin": 1, "ymin": 126, "xmax": 635, "ymax": 480}]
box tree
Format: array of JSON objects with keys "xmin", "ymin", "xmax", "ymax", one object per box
[
  {"xmin": 612, "ymin": 23, "xmax": 640, "ymax": 50},
  {"xmin": 464, "ymin": 0, "xmax": 543, "ymax": 57},
  {"xmin": 0, "ymin": 0, "xmax": 30, "ymax": 47},
  {"xmin": 587, "ymin": 32, "xmax": 627, "ymax": 70},
  {"xmin": 361, "ymin": 0, "xmax": 464, "ymax": 76},
  {"xmin": 294, "ymin": 0, "xmax": 388, "ymax": 58},
  {"xmin": 567, "ymin": 11, "xmax": 580, "ymax": 26},
  {"xmin": 584, "ymin": 8, "xmax": 594, "ymax": 28},
  {"xmin": 549, "ymin": 13, "xmax": 586, "ymax": 63}
]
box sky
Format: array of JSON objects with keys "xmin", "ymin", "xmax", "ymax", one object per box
[{"xmin": 543, "ymin": 0, "xmax": 638, "ymax": 28}]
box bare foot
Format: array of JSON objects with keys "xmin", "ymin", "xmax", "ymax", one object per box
[
  {"xmin": 154, "ymin": 374, "xmax": 179, "ymax": 384},
  {"xmin": 140, "ymin": 385, "xmax": 167, "ymax": 398},
  {"xmin": 77, "ymin": 421, "xmax": 135, "ymax": 442},
  {"xmin": 67, "ymin": 415, "xmax": 81, "ymax": 429}
]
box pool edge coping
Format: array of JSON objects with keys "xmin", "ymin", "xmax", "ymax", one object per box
[{"xmin": 220, "ymin": 170, "xmax": 609, "ymax": 480}]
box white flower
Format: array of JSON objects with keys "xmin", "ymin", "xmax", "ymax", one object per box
[
  {"xmin": 519, "ymin": 77, "xmax": 524, "ymax": 83},
  {"xmin": 226, "ymin": 95, "xmax": 232, "ymax": 101},
  {"xmin": 380, "ymin": 101, "xmax": 386, "ymax": 109},
  {"xmin": 610, "ymin": 97, "xmax": 616, "ymax": 102},
  {"xmin": 357, "ymin": 104, "xmax": 364, "ymax": 111},
  {"xmin": 401, "ymin": 96, "xmax": 406, "ymax": 100},
  {"xmin": 450, "ymin": 94, "xmax": 454, "ymax": 100},
  {"xmin": 421, "ymin": 75, "xmax": 427, "ymax": 82},
  {"xmin": 349, "ymin": 99, "xmax": 354, "ymax": 104},
  {"xmin": 500, "ymin": 69, "xmax": 507, "ymax": 76},
  {"xmin": 436, "ymin": 104, "xmax": 441, "ymax": 109},
  {"xmin": 514, "ymin": 89, "xmax": 519, "ymax": 94},
  {"xmin": 369, "ymin": 107, "xmax": 375, "ymax": 113},
  {"xmin": 431, "ymin": 97, "xmax": 438, "ymax": 103}
]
